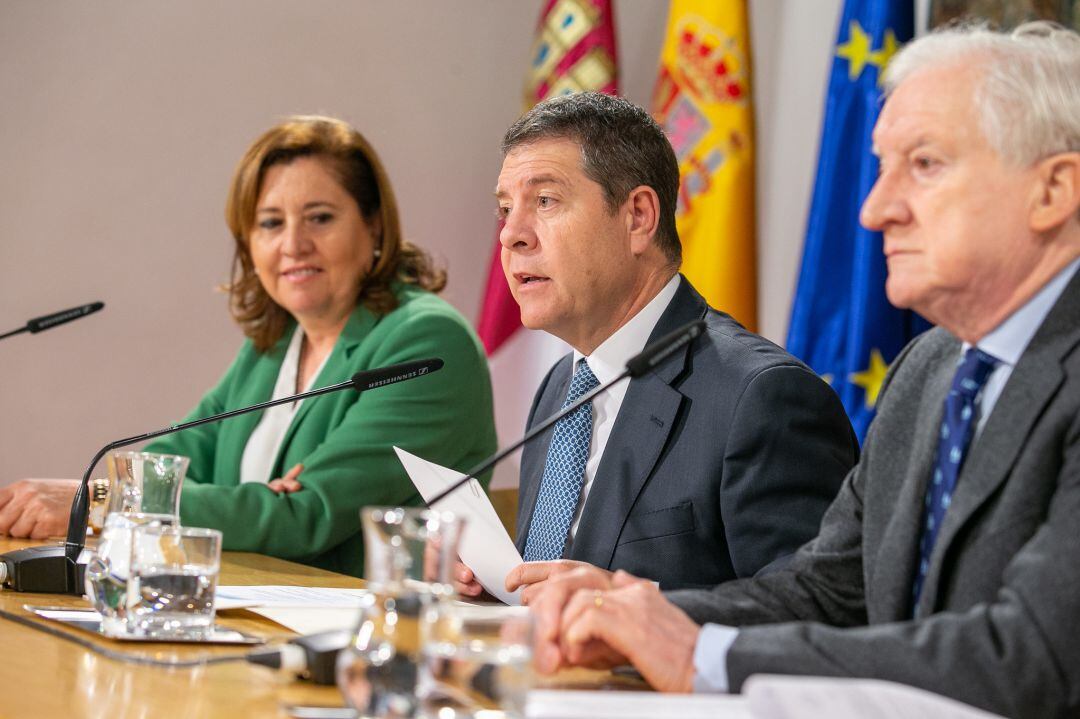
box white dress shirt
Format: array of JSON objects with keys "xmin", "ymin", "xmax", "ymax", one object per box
[
  {"xmin": 239, "ymin": 327, "xmax": 331, "ymax": 485},
  {"xmin": 691, "ymin": 257, "xmax": 1080, "ymax": 693},
  {"xmin": 563, "ymin": 274, "xmax": 682, "ymax": 548}
]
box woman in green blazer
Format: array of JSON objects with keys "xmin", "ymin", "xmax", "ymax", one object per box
[{"xmin": 0, "ymin": 117, "xmax": 496, "ymax": 578}]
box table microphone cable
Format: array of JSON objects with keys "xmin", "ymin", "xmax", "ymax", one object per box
[{"xmin": 0, "ymin": 606, "xmax": 257, "ymax": 668}]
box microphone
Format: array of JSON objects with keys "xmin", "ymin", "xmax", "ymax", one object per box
[
  {"xmin": 0, "ymin": 302, "xmax": 105, "ymax": 342},
  {"xmin": 351, "ymin": 358, "xmax": 443, "ymax": 391},
  {"xmin": 246, "ymin": 629, "xmax": 352, "ymax": 684},
  {"xmin": 0, "ymin": 357, "xmax": 444, "ymax": 594},
  {"xmin": 426, "ymin": 319, "xmax": 705, "ymax": 507},
  {"xmin": 244, "ymin": 319, "xmax": 707, "ymax": 687},
  {"xmin": 625, "ymin": 319, "xmax": 705, "ymax": 377}
]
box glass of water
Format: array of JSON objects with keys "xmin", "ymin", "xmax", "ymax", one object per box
[
  {"xmin": 336, "ymin": 506, "xmax": 462, "ymax": 718},
  {"xmin": 127, "ymin": 525, "xmax": 222, "ymax": 639},
  {"xmin": 419, "ymin": 604, "xmax": 534, "ymax": 718},
  {"xmin": 85, "ymin": 511, "xmax": 176, "ymax": 635},
  {"xmin": 84, "ymin": 451, "xmax": 187, "ymax": 636}
]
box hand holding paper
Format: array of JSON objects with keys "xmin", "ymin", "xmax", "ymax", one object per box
[{"xmin": 394, "ymin": 447, "xmax": 523, "ymax": 605}]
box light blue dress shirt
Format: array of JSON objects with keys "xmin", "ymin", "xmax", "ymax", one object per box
[{"xmin": 691, "ymin": 257, "xmax": 1080, "ymax": 694}]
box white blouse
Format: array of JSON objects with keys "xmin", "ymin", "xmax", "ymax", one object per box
[{"xmin": 239, "ymin": 327, "xmax": 331, "ymax": 484}]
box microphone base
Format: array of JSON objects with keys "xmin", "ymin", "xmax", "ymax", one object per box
[{"xmin": 0, "ymin": 545, "xmax": 85, "ymax": 594}]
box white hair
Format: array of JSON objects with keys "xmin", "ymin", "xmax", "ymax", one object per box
[{"xmin": 884, "ymin": 21, "xmax": 1080, "ymax": 166}]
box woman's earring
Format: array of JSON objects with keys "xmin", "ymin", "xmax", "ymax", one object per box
[{"xmin": 372, "ymin": 248, "xmax": 382, "ymax": 259}]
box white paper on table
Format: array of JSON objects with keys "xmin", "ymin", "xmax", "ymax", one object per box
[
  {"xmin": 214, "ymin": 585, "xmax": 368, "ymax": 610},
  {"xmin": 394, "ymin": 446, "xmax": 523, "ymax": 605},
  {"xmin": 246, "ymin": 606, "xmax": 361, "ymax": 634},
  {"xmin": 249, "ymin": 598, "xmax": 492, "ymax": 635},
  {"xmin": 33, "ymin": 608, "xmax": 104, "ymax": 622},
  {"xmin": 744, "ymin": 675, "xmax": 1006, "ymax": 719},
  {"xmin": 527, "ymin": 675, "xmax": 1004, "ymax": 719},
  {"xmin": 526, "ymin": 690, "xmax": 751, "ymax": 719}
]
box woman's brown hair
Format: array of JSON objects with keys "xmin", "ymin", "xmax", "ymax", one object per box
[{"xmin": 224, "ymin": 115, "xmax": 446, "ymax": 351}]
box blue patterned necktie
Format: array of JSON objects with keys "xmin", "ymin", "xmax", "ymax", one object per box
[
  {"xmin": 523, "ymin": 359, "xmax": 599, "ymax": 562},
  {"xmin": 912, "ymin": 347, "xmax": 999, "ymax": 612}
]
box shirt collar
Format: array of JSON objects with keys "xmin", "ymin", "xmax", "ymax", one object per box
[
  {"xmin": 967, "ymin": 257, "xmax": 1080, "ymax": 366},
  {"xmin": 574, "ymin": 274, "xmax": 681, "ymax": 384}
]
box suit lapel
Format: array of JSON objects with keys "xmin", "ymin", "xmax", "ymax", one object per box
[
  {"xmin": 920, "ymin": 273, "xmax": 1080, "ymax": 613},
  {"xmin": 272, "ymin": 306, "xmax": 377, "ymax": 475},
  {"xmin": 568, "ymin": 278, "xmax": 704, "ymax": 569},
  {"xmin": 870, "ymin": 338, "xmax": 956, "ymax": 621}
]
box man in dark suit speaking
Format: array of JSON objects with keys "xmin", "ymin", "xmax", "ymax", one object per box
[
  {"xmin": 456, "ymin": 92, "xmax": 859, "ymax": 596},
  {"xmin": 525, "ymin": 23, "xmax": 1080, "ymax": 719}
]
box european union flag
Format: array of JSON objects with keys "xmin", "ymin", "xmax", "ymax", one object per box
[{"xmin": 786, "ymin": 0, "xmax": 928, "ymax": 442}]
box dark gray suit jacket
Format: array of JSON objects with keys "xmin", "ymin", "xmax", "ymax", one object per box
[
  {"xmin": 669, "ymin": 271, "xmax": 1080, "ymax": 718},
  {"xmin": 515, "ymin": 277, "xmax": 858, "ymax": 590}
]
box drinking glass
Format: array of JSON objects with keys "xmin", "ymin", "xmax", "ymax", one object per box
[
  {"xmin": 85, "ymin": 512, "xmax": 176, "ymax": 635},
  {"xmin": 419, "ymin": 604, "xmax": 534, "ymax": 718},
  {"xmin": 336, "ymin": 506, "xmax": 462, "ymax": 718},
  {"xmin": 84, "ymin": 451, "xmax": 187, "ymax": 636},
  {"xmin": 128, "ymin": 525, "xmax": 222, "ymax": 638},
  {"xmin": 105, "ymin": 450, "xmax": 188, "ymax": 516}
]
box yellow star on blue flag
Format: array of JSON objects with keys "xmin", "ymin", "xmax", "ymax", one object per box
[
  {"xmin": 836, "ymin": 20, "xmax": 873, "ymax": 80},
  {"xmin": 849, "ymin": 348, "xmax": 889, "ymax": 408},
  {"xmin": 786, "ymin": 0, "xmax": 929, "ymax": 443},
  {"xmin": 837, "ymin": 21, "xmax": 901, "ymax": 84}
]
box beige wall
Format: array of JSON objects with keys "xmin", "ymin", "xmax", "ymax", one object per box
[{"xmin": 0, "ymin": 0, "xmax": 841, "ymax": 482}]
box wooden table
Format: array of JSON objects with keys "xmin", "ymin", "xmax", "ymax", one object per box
[
  {"xmin": 0, "ymin": 537, "xmax": 633, "ymax": 718},
  {"xmin": 0, "ymin": 537, "xmax": 359, "ymax": 717}
]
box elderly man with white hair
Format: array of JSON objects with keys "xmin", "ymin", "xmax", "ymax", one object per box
[{"xmin": 526, "ymin": 22, "xmax": 1080, "ymax": 719}]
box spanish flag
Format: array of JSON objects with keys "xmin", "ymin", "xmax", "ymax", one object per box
[{"xmin": 652, "ymin": 0, "xmax": 757, "ymax": 331}]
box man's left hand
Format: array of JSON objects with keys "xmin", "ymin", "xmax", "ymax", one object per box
[{"xmin": 559, "ymin": 570, "xmax": 700, "ymax": 693}]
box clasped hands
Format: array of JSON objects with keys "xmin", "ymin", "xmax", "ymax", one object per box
[{"xmin": 455, "ymin": 559, "xmax": 701, "ymax": 692}]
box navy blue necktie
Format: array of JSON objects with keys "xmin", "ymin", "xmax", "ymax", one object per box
[
  {"xmin": 523, "ymin": 359, "xmax": 599, "ymax": 562},
  {"xmin": 912, "ymin": 347, "xmax": 999, "ymax": 611}
]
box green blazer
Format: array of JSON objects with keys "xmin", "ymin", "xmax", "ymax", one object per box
[{"xmin": 146, "ymin": 286, "xmax": 496, "ymax": 578}]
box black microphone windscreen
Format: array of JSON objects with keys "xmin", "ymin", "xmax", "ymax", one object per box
[
  {"xmin": 625, "ymin": 319, "xmax": 706, "ymax": 378},
  {"xmin": 27, "ymin": 301, "xmax": 105, "ymax": 333},
  {"xmin": 351, "ymin": 358, "xmax": 444, "ymax": 391}
]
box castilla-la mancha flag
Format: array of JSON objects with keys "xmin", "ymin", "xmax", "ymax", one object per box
[
  {"xmin": 476, "ymin": 0, "xmax": 618, "ymax": 489},
  {"xmin": 652, "ymin": 0, "xmax": 757, "ymax": 331}
]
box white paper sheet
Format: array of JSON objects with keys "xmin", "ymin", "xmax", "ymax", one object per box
[
  {"xmin": 527, "ymin": 676, "xmax": 1004, "ymax": 719},
  {"xmin": 394, "ymin": 446, "xmax": 523, "ymax": 605},
  {"xmin": 744, "ymin": 675, "xmax": 1006, "ymax": 719},
  {"xmin": 246, "ymin": 606, "xmax": 361, "ymax": 634},
  {"xmin": 526, "ymin": 690, "xmax": 751, "ymax": 719},
  {"xmin": 214, "ymin": 585, "xmax": 368, "ymax": 610},
  {"xmin": 33, "ymin": 608, "xmax": 104, "ymax": 621}
]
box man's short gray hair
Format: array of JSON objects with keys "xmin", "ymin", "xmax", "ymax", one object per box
[{"xmin": 884, "ymin": 21, "xmax": 1080, "ymax": 166}]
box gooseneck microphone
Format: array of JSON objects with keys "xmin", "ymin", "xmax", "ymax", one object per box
[
  {"xmin": 244, "ymin": 319, "xmax": 707, "ymax": 686},
  {"xmin": 0, "ymin": 358, "xmax": 444, "ymax": 594},
  {"xmin": 0, "ymin": 302, "xmax": 105, "ymax": 342},
  {"xmin": 426, "ymin": 319, "xmax": 706, "ymax": 507}
]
